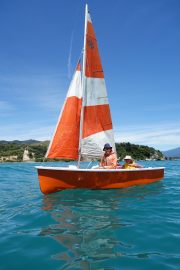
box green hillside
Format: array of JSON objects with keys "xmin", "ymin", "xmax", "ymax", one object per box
[
  {"xmin": 0, "ymin": 141, "xmax": 48, "ymax": 162},
  {"xmin": 0, "ymin": 140, "xmax": 164, "ymax": 162},
  {"xmin": 116, "ymin": 142, "xmax": 163, "ymax": 160}
]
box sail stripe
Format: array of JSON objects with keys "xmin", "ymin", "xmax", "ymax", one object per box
[
  {"xmin": 76, "ymin": 62, "xmax": 81, "ymax": 71},
  {"xmin": 47, "ymin": 96, "xmax": 82, "ymax": 159},
  {"xmin": 46, "ymin": 62, "xmax": 82, "ymax": 160},
  {"xmin": 67, "ymin": 69, "xmax": 82, "ymax": 98},
  {"xmin": 81, "ymin": 130, "xmax": 116, "ymax": 159},
  {"xmin": 84, "ymin": 78, "xmax": 108, "ymax": 106},
  {"xmin": 87, "ymin": 12, "xmax": 92, "ymax": 23},
  {"xmin": 82, "ymin": 104, "xmax": 112, "ymax": 138},
  {"xmin": 85, "ymin": 21, "xmax": 104, "ymax": 78}
]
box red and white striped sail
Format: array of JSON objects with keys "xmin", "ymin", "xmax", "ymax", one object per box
[
  {"xmin": 45, "ymin": 62, "xmax": 82, "ymax": 160},
  {"xmin": 80, "ymin": 7, "xmax": 116, "ymax": 159}
]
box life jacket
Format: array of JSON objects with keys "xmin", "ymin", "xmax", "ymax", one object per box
[
  {"xmin": 100, "ymin": 152, "xmax": 117, "ymax": 168},
  {"xmin": 123, "ymin": 163, "xmax": 136, "ymax": 169}
]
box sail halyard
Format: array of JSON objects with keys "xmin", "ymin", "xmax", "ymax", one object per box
[{"xmin": 78, "ymin": 4, "xmax": 88, "ymax": 167}]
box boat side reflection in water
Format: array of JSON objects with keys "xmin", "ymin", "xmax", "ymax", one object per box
[{"xmin": 40, "ymin": 184, "xmax": 163, "ymax": 269}]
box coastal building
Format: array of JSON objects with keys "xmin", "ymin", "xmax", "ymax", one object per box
[
  {"xmin": 23, "ymin": 148, "xmax": 35, "ymax": 162},
  {"xmin": 0, "ymin": 155, "xmax": 18, "ymax": 162}
]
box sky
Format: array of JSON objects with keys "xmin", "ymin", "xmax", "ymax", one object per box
[{"xmin": 0, "ymin": 0, "xmax": 180, "ymax": 151}]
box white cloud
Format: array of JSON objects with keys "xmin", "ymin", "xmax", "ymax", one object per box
[
  {"xmin": 114, "ymin": 122, "xmax": 180, "ymax": 150},
  {"xmin": 0, "ymin": 122, "xmax": 54, "ymax": 141},
  {"xmin": 0, "ymin": 72, "xmax": 67, "ymax": 112}
]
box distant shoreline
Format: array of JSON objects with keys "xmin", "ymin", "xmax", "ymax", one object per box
[{"xmin": 1, "ymin": 140, "xmax": 179, "ymax": 162}]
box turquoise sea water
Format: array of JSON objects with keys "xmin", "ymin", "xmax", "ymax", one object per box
[{"xmin": 0, "ymin": 160, "xmax": 180, "ymax": 270}]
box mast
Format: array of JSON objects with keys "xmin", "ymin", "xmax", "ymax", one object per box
[{"xmin": 78, "ymin": 4, "xmax": 88, "ymax": 167}]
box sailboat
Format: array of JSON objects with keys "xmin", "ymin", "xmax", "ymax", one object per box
[{"xmin": 36, "ymin": 5, "xmax": 164, "ymax": 194}]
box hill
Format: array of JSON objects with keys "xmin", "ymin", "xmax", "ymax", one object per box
[
  {"xmin": 0, "ymin": 140, "xmax": 49, "ymax": 162},
  {"xmin": 0, "ymin": 140, "xmax": 49, "ymax": 146},
  {"xmin": 116, "ymin": 142, "xmax": 163, "ymax": 161},
  {"xmin": 0, "ymin": 140, "xmax": 164, "ymax": 162},
  {"xmin": 163, "ymin": 147, "xmax": 180, "ymax": 158}
]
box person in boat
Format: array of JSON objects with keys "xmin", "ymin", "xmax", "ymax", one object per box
[
  {"xmin": 99, "ymin": 143, "xmax": 117, "ymax": 169},
  {"xmin": 122, "ymin": 155, "xmax": 143, "ymax": 169}
]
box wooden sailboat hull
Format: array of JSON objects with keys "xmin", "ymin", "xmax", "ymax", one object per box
[{"xmin": 36, "ymin": 166, "xmax": 164, "ymax": 194}]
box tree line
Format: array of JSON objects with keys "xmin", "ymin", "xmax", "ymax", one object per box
[{"xmin": 0, "ymin": 141, "xmax": 164, "ymax": 162}]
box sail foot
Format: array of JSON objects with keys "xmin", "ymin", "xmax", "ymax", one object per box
[{"xmin": 81, "ymin": 129, "xmax": 116, "ymax": 161}]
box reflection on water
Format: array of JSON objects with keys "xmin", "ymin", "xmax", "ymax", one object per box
[{"xmin": 41, "ymin": 184, "xmax": 163, "ymax": 269}]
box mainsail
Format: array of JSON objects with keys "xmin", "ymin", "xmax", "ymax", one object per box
[
  {"xmin": 80, "ymin": 6, "xmax": 116, "ymax": 160},
  {"xmin": 45, "ymin": 62, "xmax": 82, "ymax": 160}
]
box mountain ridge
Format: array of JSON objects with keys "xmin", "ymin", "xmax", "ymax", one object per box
[
  {"xmin": 0, "ymin": 140, "xmax": 49, "ymax": 146},
  {"xmin": 163, "ymin": 147, "xmax": 180, "ymax": 158}
]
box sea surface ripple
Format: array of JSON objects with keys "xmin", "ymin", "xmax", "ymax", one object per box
[{"xmin": 0, "ymin": 160, "xmax": 180, "ymax": 269}]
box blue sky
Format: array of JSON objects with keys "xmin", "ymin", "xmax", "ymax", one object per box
[{"xmin": 0, "ymin": 0, "xmax": 180, "ymax": 151}]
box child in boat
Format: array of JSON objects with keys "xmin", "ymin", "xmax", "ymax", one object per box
[
  {"xmin": 99, "ymin": 143, "xmax": 117, "ymax": 169},
  {"xmin": 122, "ymin": 155, "xmax": 143, "ymax": 169}
]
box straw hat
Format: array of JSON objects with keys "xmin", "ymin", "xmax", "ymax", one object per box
[{"xmin": 124, "ymin": 155, "xmax": 133, "ymax": 160}]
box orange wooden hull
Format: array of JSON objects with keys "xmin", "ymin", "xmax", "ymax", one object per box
[{"xmin": 36, "ymin": 166, "xmax": 164, "ymax": 194}]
